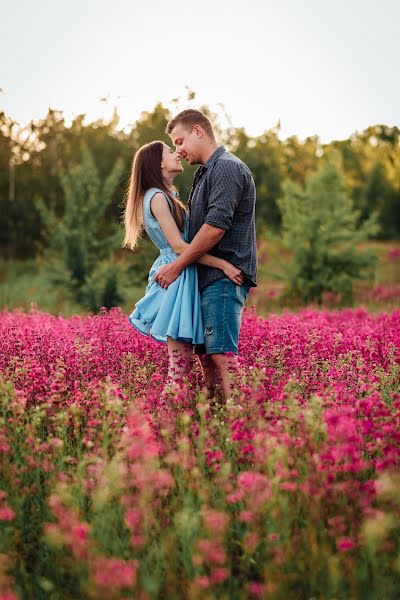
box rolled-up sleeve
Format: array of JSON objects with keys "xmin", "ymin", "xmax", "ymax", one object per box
[{"xmin": 204, "ymin": 160, "xmax": 242, "ymax": 231}]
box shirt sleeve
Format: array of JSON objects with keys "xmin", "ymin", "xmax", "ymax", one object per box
[{"xmin": 204, "ymin": 160, "xmax": 242, "ymax": 231}]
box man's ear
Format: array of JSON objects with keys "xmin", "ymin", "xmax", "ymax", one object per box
[{"xmin": 193, "ymin": 124, "xmax": 203, "ymax": 138}]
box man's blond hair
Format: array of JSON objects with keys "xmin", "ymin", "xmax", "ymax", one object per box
[{"xmin": 166, "ymin": 109, "xmax": 215, "ymax": 140}]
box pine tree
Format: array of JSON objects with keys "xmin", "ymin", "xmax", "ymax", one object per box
[
  {"xmin": 35, "ymin": 146, "xmax": 127, "ymax": 311},
  {"xmin": 277, "ymin": 155, "xmax": 380, "ymax": 305}
]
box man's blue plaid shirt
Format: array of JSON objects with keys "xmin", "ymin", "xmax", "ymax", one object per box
[{"xmin": 188, "ymin": 145, "xmax": 258, "ymax": 291}]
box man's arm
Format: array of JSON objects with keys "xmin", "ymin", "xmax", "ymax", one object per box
[
  {"xmin": 154, "ymin": 160, "xmax": 242, "ymax": 289},
  {"xmin": 154, "ymin": 223, "xmax": 225, "ymax": 288},
  {"xmin": 175, "ymin": 223, "xmax": 225, "ymax": 269},
  {"xmin": 148, "ymin": 193, "xmax": 243, "ymax": 284}
]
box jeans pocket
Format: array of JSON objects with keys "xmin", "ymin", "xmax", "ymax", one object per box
[{"xmin": 235, "ymin": 283, "xmax": 249, "ymax": 303}]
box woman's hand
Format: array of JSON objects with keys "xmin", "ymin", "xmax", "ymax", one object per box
[{"xmin": 222, "ymin": 260, "xmax": 245, "ymax": 285}]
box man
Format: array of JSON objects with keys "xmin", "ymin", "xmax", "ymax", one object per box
[{"xmin": 154, "ymin": 109, "xmax": 257, "ymax": 402}]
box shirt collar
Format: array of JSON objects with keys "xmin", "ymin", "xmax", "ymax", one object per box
[
  {"xmin": 202, "ymin": 145, "xmax": 225, "ymax": 171},
  {"xmin": 192, "ymin": 145, "xmax": 225, "ymax": 178}
]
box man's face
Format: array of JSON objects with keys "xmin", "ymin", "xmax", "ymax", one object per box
[{"xmin": 170, "ymin": 123, "xmax": 202, "ymax": 165}]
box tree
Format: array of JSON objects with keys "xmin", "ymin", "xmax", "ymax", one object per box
[
  {"xmin": 282, "ymin": 134, "xmax": 320, "ymax": 186},
  {"xmin": 0, "ymin": 112, "xmax": 14, "ymax": 254},
  {"xmin": 2, "ymin": 100, "xmax": 399, "ymax": 267},
  {"xmin": 327, "ymin": 125, "xmax": 400, "ymax": 238},
  {"xmin": 35, "ymin": 146, "xmax": 127, "ymax": 311},
  {"xmin": 0, "ymin": 111, "xmax": 38, "ymax": 258},
  {"xmin": 229, "ymin": 125, "xmax": 285, "ymax": 232},
  {"xmin": 277, "ymin": 156, "xmax": 380, "ymax": 305}
]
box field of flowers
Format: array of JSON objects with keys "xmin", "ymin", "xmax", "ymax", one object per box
[{"xmin": 0, "ymin": 305, "xmax": 400, "ymax": 599}]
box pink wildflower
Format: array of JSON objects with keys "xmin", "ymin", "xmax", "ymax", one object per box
[
  {"xmin": 337, "ymin": 536, "xmax": 355, "ymax": 551},
  {"xmin": 0, "ymin": 506, "xmax": 15, "ymax": 521}
]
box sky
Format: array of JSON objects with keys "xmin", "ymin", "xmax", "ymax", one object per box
[{"xmin": 1, "ymin": 0, "xmax": 399, "ymax": 143}]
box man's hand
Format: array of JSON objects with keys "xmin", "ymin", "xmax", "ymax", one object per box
[{"xmin": 154, "ymin": 261, "xmax": 183, "ymax": 289}]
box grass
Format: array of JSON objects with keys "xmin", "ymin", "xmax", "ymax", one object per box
[
  {"xmin": 249, "ymin": 235, "xmax": 400, "ymax": 315},
  {"xmin": 0, "ymin": 238, "xmax": 399, "ymax": 318}
]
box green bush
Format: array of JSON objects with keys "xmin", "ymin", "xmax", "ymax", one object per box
[
  {"xmin": 35, "ymin": 146, "xmax": 127, "ymax": 311},
  {"xmin": 277, "ymin": 156, "xmax": 380, "ymax": 305}
]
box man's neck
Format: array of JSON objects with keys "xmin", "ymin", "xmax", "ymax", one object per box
[{"xmin": 200, "ymin": 142, "xmax": 219, "ymax": 165}]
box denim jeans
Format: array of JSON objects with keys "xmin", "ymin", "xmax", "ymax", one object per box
[{"xmin": 194, "ymin": 276, "xmax": 250, "ymax": 355}]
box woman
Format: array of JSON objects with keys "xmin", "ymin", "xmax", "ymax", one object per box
[{"xmin": 122, "ymin": 140, "xmax": 243, "ymax": 396}]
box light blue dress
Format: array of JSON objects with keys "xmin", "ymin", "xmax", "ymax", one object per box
[{"xmin": 128, "ymin": 187, "xmax": 205, "ymax": 344}]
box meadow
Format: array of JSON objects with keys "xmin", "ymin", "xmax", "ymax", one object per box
[{"xmin": 0, "ymin": 239, "xmax": 399, "ymax": 599}]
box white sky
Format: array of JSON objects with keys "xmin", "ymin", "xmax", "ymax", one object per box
[{"xmin": 1, "ymin": 0, "xmax": 399, "ymax": 142}]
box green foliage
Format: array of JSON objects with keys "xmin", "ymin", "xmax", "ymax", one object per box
[
  {"xmin": 277, "ymin": 156, "xmax": 380, "ymax": 305},
  {"xmin": 34, "ymin": 147, "xmax": 128, "ymax": 311},
  {"xmin": 125, "ymin": 236, "xmax": 159, "ymax": 286},
  {"xmin": 228, "ymin": 126, "xmax": 286, "ymax": 231},
  {"xmin": 80, "ymin": 257, "xmax": 127, "ymax": 313},
  {"xmin": 2, "ymin": 106, "xmax": 400, "ymax": 267},
  {"xmin": 2, "ymin": 93, "xmax": 399, "ymax": 317},
  {"xmin": 328, "ymin": 124, "xmax": 400, "ymax": 240}
]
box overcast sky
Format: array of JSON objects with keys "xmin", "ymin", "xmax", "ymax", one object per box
[{"xmin": 1, "ymin": 0, "xmax": 399, "ymax": 142}]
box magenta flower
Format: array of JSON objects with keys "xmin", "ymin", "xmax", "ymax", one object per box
[
  {"xmin": 0, "ymin": 506, "xmax": 15, "ymax": 521},
  {"xmin": 337, "ymin": 537, "xmax": 355, "ymax": 552}
]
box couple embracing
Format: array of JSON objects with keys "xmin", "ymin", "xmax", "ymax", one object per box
[{"xmin": 123, "ymin": 109, "xmax": 257, "ymax": 404}]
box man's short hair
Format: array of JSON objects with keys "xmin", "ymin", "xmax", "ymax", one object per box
[{"xmin": 166, "ymin": 109, "xmax": 215, "ymax": 140}]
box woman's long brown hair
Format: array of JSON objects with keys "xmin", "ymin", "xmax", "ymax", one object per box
[{"xmin": 122, "ymin": 140, "xmax": 187, "ymax": 250}]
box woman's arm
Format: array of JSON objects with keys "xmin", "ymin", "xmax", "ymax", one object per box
[
  {"xmin": 149, "ymin": 193, "xmax": 241, "ymax": 277},
  {"xmin": 175, "ymin": 238, "xmax": 225, "ymax": 269}
]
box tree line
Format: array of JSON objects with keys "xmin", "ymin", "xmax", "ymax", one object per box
[{"xmin": 1, "ymin": 101, "xmax": 399, "ymax": 261}]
